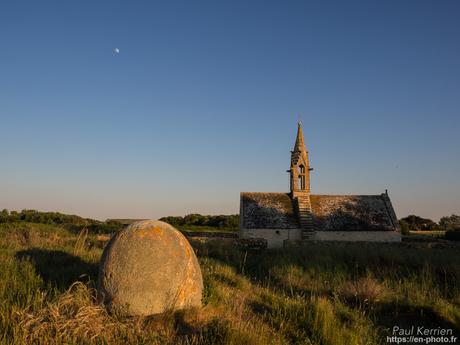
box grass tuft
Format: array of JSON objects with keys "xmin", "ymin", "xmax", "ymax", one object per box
[{"xmin": 339, "ymin": 277, "xmax": 385, "ymax": 308}]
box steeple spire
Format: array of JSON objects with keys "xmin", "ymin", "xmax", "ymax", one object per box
[
  {"xmin": 293, "ymin": 121, "xmax": 306, "ymax": 152},
  {"xmin": 289, "ymin": 122, "xmax": 311, "ymax": 195}
]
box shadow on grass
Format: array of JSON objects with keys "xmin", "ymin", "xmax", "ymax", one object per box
[
  {"xmin": 193, "ymin": 240, "xmax": 460, "ymax": 297},
  {"xmin": 15, "ymin": 249, "xmax": 98, "ymax": 290},
  {"xmin": 372, "ymin": 301, "xmax": 460, "ymax": 340}
]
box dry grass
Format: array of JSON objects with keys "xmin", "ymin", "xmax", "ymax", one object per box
[
  {"xmin": 0, "ymin": 223, "xmax": 70, "ymax": 250},
  {"xmin": 339, "ymin": 277, "xmax": 385, "ymax": 307},
  {"xmin": 73, "ymin": 228, "xmax": 89, "ymax": 256},
  {"xmin": 1, "ymin": 222, "xmax": 460, "ymax": 344},
  {"xmin": 12, "ymin": 281, "xmax": 227, "ymax": 345},
  {"xmin": 15, "ymin": 282, "xmax": 121, "ymax": 343}
]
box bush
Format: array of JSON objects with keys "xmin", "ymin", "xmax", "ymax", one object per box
[
  {"xmin": 439, "ymin": 214, "xmax": 460, "ymax": 231},
  {"xmin": 399, "ymin": 220, "xmax": 410, "ymax": 235},
  {"xmin": 400, "ymin": 215, "xmax": 438, "ymax": 231},
  {"xmin": 445, "ymin": 228, "xmax": 460, "ymax": 241},
  {"xmin": 159, "ymin": 214, "xmax": 239, "ymax": 229}
]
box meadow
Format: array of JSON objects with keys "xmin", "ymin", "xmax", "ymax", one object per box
[{"xmin": 0, "ymin": 221, "xmax": 459, "ymax": 344}]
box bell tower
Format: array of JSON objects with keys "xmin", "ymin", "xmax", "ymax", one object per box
[
  {"xmin": 289, "ymin": 122, "xmax": 311, "ymax": 197},
  {"xmin": 288, "ymin": 122, "xmax": 315, "ymax": 239}
]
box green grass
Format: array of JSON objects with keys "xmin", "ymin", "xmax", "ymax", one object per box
[
  {"xmin": 408, "ymin": 230, "xmax": 447, "ymax": 238},
  {"xmin": 0, "ymin": 222, "xmax": 459, "ymax": 344}
]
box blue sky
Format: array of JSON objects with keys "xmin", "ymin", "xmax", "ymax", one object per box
[{"xmin": 1, "ymin": 1, "xmax": 459, "ymax": 220}]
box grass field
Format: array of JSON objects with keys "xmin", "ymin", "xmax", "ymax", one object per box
[
  {"xmin": 1, "ymin": 222, "xmax": 459, "ymax": 344},
  {"xmin": 408, "ymin": 230, "xmax": 447, "ymax": 238}
]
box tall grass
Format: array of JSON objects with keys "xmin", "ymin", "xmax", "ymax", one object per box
[{"xmin": 0, "ymin": 222, "xmax": 459, "ymax": 344}]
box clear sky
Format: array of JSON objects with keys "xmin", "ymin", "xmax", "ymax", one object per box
[{"xmin": 1, "ymin": 1, "xmax": 459, "ymax": 221}]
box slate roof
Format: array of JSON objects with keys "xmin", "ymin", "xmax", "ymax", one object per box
[
  {"xmin": 310, "ymin": 195, "xmax": 397, "ymax": 231},
  {"xmin": 240, "ymin": 193, "xmax": 398, "ymax": 231},
  {"xmin": 240, "ymin": 193, "xmax": 299, "ymax": 229}
]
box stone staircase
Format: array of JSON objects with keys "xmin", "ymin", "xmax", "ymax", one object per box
[{"xmin": 295, "ymin": 195, "xmax": 315, "ymax": 240}]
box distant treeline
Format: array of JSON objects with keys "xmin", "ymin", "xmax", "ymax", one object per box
[
  {"xmin": 0, "ymin": 209, "xmax": 123, "ymax": 234},
  {"xmin": 159, "ymin": 214, "xmax": 239, "ymax": 229},
  {"xmin": 0, "ymin": 209, "xmax": 239, "ymax": 233},
  {"xmin": 399, "ymin": 214, "xmax": 460, "ymax": 231},
  {"xmin": 0, "ymin": 209, "xmax": 92, "ymax": 225}
]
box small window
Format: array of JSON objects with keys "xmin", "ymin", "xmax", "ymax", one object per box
[
  {"xmin": 298, "ymin": 165, "xmax": 306, "ymax": 190},
  {"xmin": 298, "ymin": 176, "xmax": 306, "ymax": 190}
]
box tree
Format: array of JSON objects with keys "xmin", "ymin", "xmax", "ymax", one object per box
[
  {"xmin": 9, "ymin": 211, "xmax": 19, "ymax": 222},
  {"xmin": 400, "ymin": 215, "xmax": 437, "ymax": 231},
  {"xmin": 159, "ymin": 216, "xmax": 184, "ymax": 226},
  {"xmin": 160, "ymin": 214, "xmax": 239, "ymax": 229},
  {"xmin": 439, "ymin": 214, "xmax": 460, "ymax": 231},
  {"xmin": 0, "ymin": 209, "xmax": 9, "ymax": 223},
  {"xmin": 184, "ymin": 214, "xmax": 203, "ymax": 226}
]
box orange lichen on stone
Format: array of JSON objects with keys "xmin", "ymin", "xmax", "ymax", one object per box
[
  {"xmin": 150, "ymin": 226, "xmax": 164, "ymax": 234},
  {"xmin": 135, "ymin": 225, "xmax": 165, "ymax": 239}
]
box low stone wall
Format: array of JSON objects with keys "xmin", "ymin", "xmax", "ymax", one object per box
[
  {"xmin": 313, "ymin": 231, "xmax": 401, "ymax": 242},
  {"xmin": 240, "ymin": 228, "xmax": 301, "ymax": 248},
  {"xmin": 181, "ymin": 231, "xmax": 238, "ymax": 238},
  {"xmin": 240, "ymin": 229, "xmax": 401, "ymax": 248}
]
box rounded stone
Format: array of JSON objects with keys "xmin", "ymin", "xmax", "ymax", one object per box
[{"xmin": 97, "ymin": 220, "xmax": 203, "ymax": 316}]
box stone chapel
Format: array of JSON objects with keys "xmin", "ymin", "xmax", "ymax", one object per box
[{"xmin": 239, "ymin": 123, "xmax": 401, "ymax": 248}]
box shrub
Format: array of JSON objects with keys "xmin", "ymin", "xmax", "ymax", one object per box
[
  {"xmin": 399, "ymin": 220, "xmax": 410, "ymax": 235},
  {"xmin": 159, "ymin": 214, "xmax": 239, "ymax": 229},
  {"xmin": 439, "ymin": 214, "xmax": 460, "ymax": 231},
  {"xmin": 445, "ymin": 228, "xmax": 460, "ymax": 241}
]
